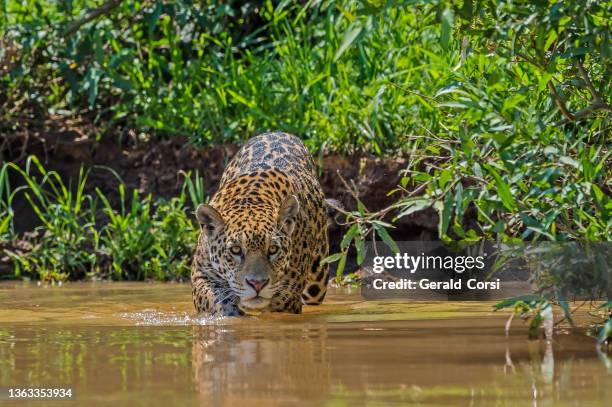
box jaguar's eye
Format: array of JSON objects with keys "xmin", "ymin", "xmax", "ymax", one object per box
[
  {"xmin": 268, "ymin": 244, "xmax": 279, "ymax": 256},
  {"xmin": 229, "ymin": 245, "xmax": 242, "ymax": 256}
]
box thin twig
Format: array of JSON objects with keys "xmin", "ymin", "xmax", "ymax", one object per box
[
  {"xmin": 388, "ymin": 81, "xmax": 435, "ymax": 101},
  {"xmin": 63, "ymin": 0, "xmax": 124, "ymax": 37},
  {"xmin": 324, "ymin": 198, "xmax": 353, "ymax": 218},
  {"xmin": 547, "ymin": 81, "xmax": 575, "ymax": 122},
  {"xmin": 336, "ymin": 170, "xmax": 367, "ymax": 212},
  {"xmin": 576, "ymin": 60, "xmax": 602, "ymax": 103},
  {"xmin": 514, "ymin": 52, "xmax": 542, "ymax": 68},
  {"xmin": 513, "ymin": 50, "xmax": 611, "ymax": 125}
]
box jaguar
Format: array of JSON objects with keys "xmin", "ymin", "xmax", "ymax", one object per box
[{"xmin": 191, "ymin": 132, "xmax": 330, "ymax": 316}]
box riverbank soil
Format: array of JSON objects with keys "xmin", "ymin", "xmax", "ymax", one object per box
[{"xmin": 1, "ymin": 121, "xmax": 439, "ymax": 277}]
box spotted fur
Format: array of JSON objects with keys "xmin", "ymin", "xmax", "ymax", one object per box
[{"xmin": 191, "ymin": 132, "xmax": 329, "ymax": 316}]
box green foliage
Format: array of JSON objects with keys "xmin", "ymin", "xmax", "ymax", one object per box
[
  {"xmin": 595, "ymin": 302, "xmax": 612, "ymax": 346},
  {"xmin": 140, "ymin": 194, "xmax": 197, "ymax": 280},
  {"xmin": 1, "ymin": 0, "xmax": 451, "ymax": 152},
  {"xmin": 312, "ymin": 2, "xmax": 611, "ymax": 333},
  {"xmin": 1, "ymin": 157, "xmax": 201, "ymax": 281},
  {"xmin": 492, "ymin": 241, "xmax": 611, "ymax": 339},
  {"xmin": 4, "ymin": 157, "xmax": 98, "ymax": 281},
  {"xmin": 598, "ymin": 318, "xmax": 612, "ymax": 346},
  {"xmin": 0, "ymin": 164, "xmax": 14, "ymax": 243},
  {"xmin": 4, "ymin": 1, "xmax": 606, "ymax": 156},
  {"xmin": 97, "ymin": 184, "xmax": 197, "ymax": 280},
  {"xmin": 180, "ymin": 169, "xmax": 208, "ymax": 209},
  {"xmin": 400, "ymin": 129, "xmax": 611, "ymax": 241},
  {"xmin": 494, "ymin": 297, "xmax": 556, "ymax": 340},
  {"xmin": 399, "ymin": 0, "xmax": 612, "ymax": 241},
  {"xmin": 528, "ymin": 243, "xmax": 612, "ymax": 300},
  {"xmin": 321, "ymin": 1, "xmax": 610, "ymax": 266}
]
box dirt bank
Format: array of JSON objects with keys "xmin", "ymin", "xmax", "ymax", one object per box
[{"xmin": 1, "ymin": 122, "xmax": 440, "ymax": 278}]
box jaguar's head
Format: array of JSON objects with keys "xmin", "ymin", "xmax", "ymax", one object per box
[{"xmin": 195, "ymin": 195, "xmax": 300, "ymax": 313}]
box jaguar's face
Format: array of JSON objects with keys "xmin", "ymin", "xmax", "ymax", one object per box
[
  {"xmin": 196, "ymin": 195, "xmax": 299, "ymax": 313},
  {"xmin": 221, "ymin": 230, "xmax": 292, "ymax": 311}
]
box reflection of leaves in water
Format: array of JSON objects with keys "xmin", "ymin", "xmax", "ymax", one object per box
[
  {"xmin": 0, "ymin": 326, "xmax": 195, "ymax": 398},
  {"xmin": 500, "ymin": 338, "xmax": 612, "ymax": 405},
  {"xmin": 597, "ymin": 318, "xmax": 612, "ymax": 346},
  {"xmin": 596, "ymin": 347, "xmax": 612, "ymax": 373}
]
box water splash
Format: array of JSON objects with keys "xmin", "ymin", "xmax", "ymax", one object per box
[{"xmin": 118, "ymin": 309, "xmax": 226, "ymax": 326}]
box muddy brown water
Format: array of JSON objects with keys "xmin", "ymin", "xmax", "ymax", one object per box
[{"xmin": 0, "ymin": 282, "xmax": 610, "ymax": 406}]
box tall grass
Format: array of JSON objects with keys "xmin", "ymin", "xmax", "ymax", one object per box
[
  {"xmin": 0, "ymin": 156, "xmax": 203, "ymax": 281},
  {"xmin": 3, "ymin": 1, "xmax": 435, "ymax": 152},
  {"xmin": 0, "ymin": 164, "xmax": 14, "ymax": 243},
  {"xmin": 4, "ymin": 158, "xmax": 98, "ymax": 280}
]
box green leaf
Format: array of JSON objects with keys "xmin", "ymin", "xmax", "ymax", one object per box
[
  {"xmin": 555, "ymin": 289, "xmax": 574, "ymax": 326},
  {"xmin": 544, "ymin": 30, "xmax": 558, "ymax": 50},
  {"xmin": 435, "ymin": 193, "xmax": 453, "ymax": 238},
  {"xmin": 355, "ymin": 235, "xmax": 365, "ymax": 265},
  {"xmin": 440, "ymin": 8, "xmax": 454, "ymax": 50},
  {"xmin": 597, "ymin": 319, "xmax": 612, "ymax": 346},
  {"xmin": 85, "ymin": 68, "xmax": 100, "ymax": 108},
  {"xmin": 454, "ymin": 182, "xmax": 464, "ymax": 218},
  {"xmin": 321, "ymin": 252, "xmax": 344, "ymax": 265},
  {"xmin": 341, "ymin": 224, "xmax": 358, "ymax": 250},
  {"xmin": 373, "ymin": 224, "xmax": 400, "ymax": 253},
  {"xmin": 596, "ymin": 302, "xmax": 612, "ymax": 310},
  {"xmin": 439, "ymin": 169, "xmax": 452, "ymax": 189},
  {"xmin": 559, "ymin": 156, "xmax": 579, "ymax": 169},
  {"xmin": 485, "ymin": 165, "xmax": 517, "ymax": 211},
  {"xmin": 529, "ymin": 310, "xmax": 543, "ymax": 339},
  {"xmin": 0, "ymin": 213, "xmax": 11, "ymax": 234},
  {"xmin": 394, "ymin": 198, "xmax": 431, "ymax": 220},
  {"xmin": 493, "ymin": 295, "xmax": 541, "ymax": 310},
  {"xmin": 357, "ymin": 200, "xmax": 366, "ymax": 215},
  {"xmin": 334, "ymin": 23, "xmax": 363, "ymax": 62},
  {"xmin": 473, "ymin": 162, "xmax": 483, "ymax": 179},
  {"xmin": 335, "ymin": 252, "xmax": 347, "ymax": 279}
]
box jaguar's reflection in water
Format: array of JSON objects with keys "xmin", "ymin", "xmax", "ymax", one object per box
[{"xmin": 192, "ymin": 323, "xmax": 329, "ymax": 405}]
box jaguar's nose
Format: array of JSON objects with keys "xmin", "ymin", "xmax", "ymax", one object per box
[{"xmin": 245, "ymin": 277, "xmax": 270, "ymax": 294}]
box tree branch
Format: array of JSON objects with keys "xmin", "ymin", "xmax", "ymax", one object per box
[
  {"xmin": 576, "ymin": 60, "xmax": 603, "ymax": 104},
  {"xmin": 554, "ymin": 100, "xmax": 612, "ymax": 126},
  {"xmin": 514, "ymin": 52, "xmax": 542, "ymax": 69},
  {"xmin": 63, "ymin": 0, "xmax": 124, "ymax": 37},
  {"xmin": 547, "ymin": 81, "xmax": 575, "ymax": 122},
  {"xmin": 544, "ymin": 62, "xmax": 612, "ymax": 125}
]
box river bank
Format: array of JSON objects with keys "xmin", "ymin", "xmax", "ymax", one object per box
[{"xmin": 1, "ymin": 126, "xmax": 440, "ymax": 280}]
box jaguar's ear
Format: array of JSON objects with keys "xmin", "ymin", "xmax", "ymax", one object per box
[
  {"xmin": 196, "ymin": 204, "xmax": 225, "ymax": 235},
  {"xmin": 277, "ymin": 195, "xmax": 300, "ymax": 235}
]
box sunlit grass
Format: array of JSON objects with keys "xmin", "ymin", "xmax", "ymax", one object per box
[{"xmin": 0, "ymin": 156, "xmax": 204, "ymax": 281}]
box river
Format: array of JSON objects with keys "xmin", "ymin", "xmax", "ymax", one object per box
[{"xmin": 0, "ymin": 282, "xmax": 609, "ymax": 406}]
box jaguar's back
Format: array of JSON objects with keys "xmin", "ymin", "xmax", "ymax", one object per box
[{"xmin": 220, "ymin": 132, "xmax": 317, "ymax": 185}]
